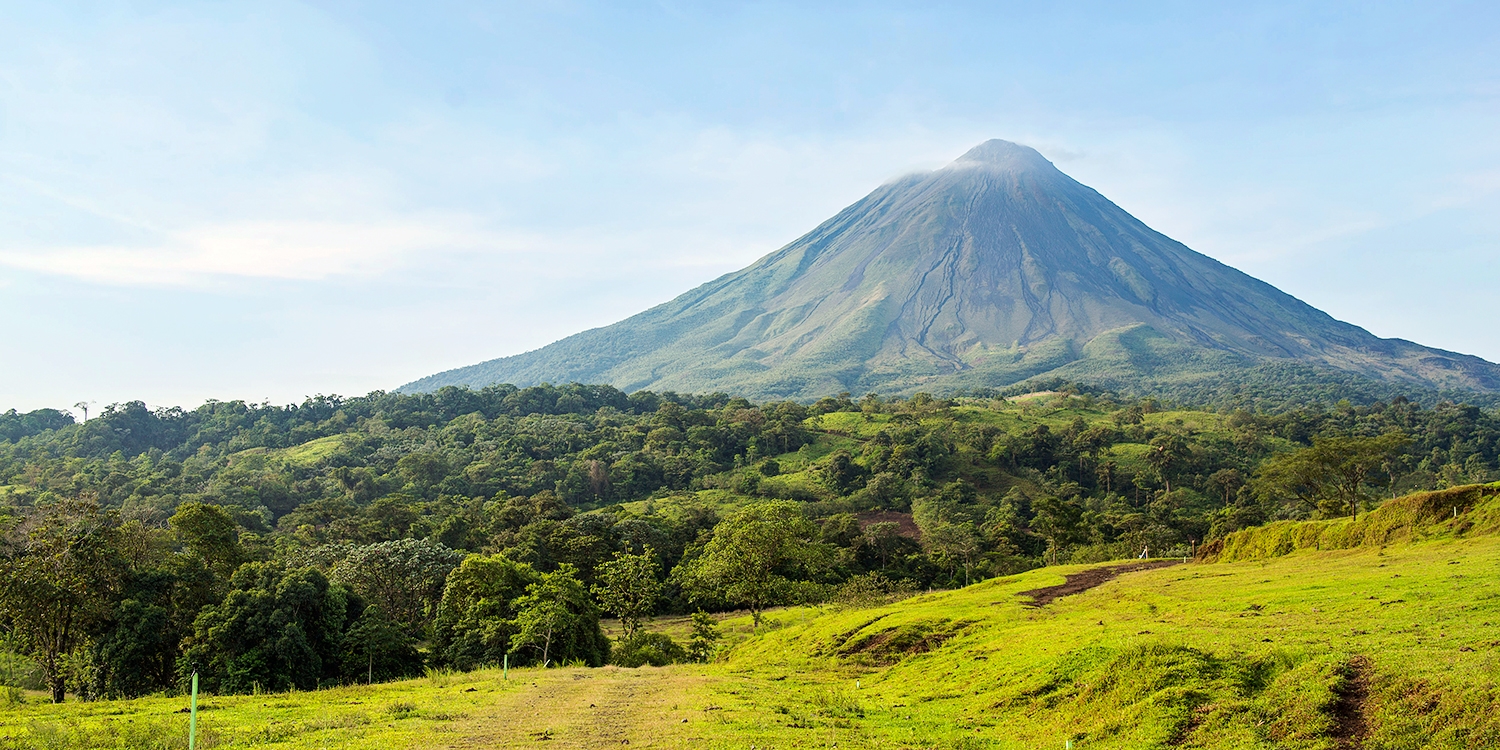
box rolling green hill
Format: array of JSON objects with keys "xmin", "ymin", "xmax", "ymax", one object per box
[
  {"xmin": 403, "ymin": 140, "xmax": 1500, "ymax": 405},
  {"xmin": 6, "ymin": 485, "xmax": 1498, "ymax": 749}
]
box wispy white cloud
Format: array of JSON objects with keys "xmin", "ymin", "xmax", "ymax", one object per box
[
  {"xmin": 0, "ymin": 213, "xmax": 788, "ymax": 288},
  {"xmin": 0, "ymin": 217, "xmax": 487, "ymax": 285}
]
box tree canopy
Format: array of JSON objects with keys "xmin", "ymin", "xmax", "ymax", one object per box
[
  {"xmin": 180, "ymin": 562, "xmax": 347, "ymax": 694},
  {"xmin": 677, "ymin": 501, "xmax": 832, "ymax": 627},
  {"xmin": 592, "ymin": 547, "xmax": 662, "ymax": 640},
  {"xmin": 2, "ymin": 383, "xmax": 1499, "ymax": 699}
]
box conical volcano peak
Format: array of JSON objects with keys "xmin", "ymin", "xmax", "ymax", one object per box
[
  {"xmin": 951, "ymin": 139, "xmax": 1056, "ymax": 173},
  {"xmin": 404, "ymin": 138, "xmax": 1500, "ymax": 403}
]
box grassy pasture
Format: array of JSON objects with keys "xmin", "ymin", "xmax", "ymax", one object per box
[
  {"xmin": 226, "ymin": 435, "xmax": 349, "ymax": 471},
  {"xmin": 0, "ymin": 665, "xmax": 720, "ymax": 749}
]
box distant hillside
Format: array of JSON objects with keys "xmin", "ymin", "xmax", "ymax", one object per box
[{"xmin": 404, "ymin": 140, "xmax": 1500, "ymax": 404}]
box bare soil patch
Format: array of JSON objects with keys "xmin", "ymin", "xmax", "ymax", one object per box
[
  {"xmin": 835, "ymin": 617, "xmax": 969, "ymax": 665},
  {"xmin": 1019, "ymin": 560, "xmax": 1182, "ymax": 608},
  {"xmin": 1333, "ymin": 655, "xmax": 1372, "ymax": 749},
  {"xmin": 854, "ymin": 510, "xmax": 921, "ymax": 538}
]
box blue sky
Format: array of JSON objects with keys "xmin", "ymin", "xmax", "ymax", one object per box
[{"xmin": 2, "ymin": 1, "xmax": 1497, "ymax": 412}]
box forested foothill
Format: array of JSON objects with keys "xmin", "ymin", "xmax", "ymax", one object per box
[{"xmin": 2, "ymin": 382, "xmax": 1498, "ymax": 703}]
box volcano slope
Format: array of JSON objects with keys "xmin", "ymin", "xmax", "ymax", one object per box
[
  {"xmin": 6, "ymin": 485, "xmax": 1500, "ymax": 749},
  {"xmin": 404, "ymin": 140, "xmax": 1500, "ymax": 404}
]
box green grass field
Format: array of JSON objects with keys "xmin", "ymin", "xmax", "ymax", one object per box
[{"xmin": 5, "ymin": 488, "xmax": 1500, "ymax": 749}]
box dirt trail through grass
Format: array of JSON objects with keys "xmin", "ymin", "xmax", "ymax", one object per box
[
  {"xmin": 1333, "ymin": 655, "xmax": 1373, "ymax": 750},
  {"xmin": 1019, "ymin": 560, "xmax": 1181, "ymax": 607},
  {"xmin": 445, "ymin": 667, "xmax": 714, "ymax": 749}
]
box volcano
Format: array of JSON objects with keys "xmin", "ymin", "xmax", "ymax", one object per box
[{"xmin": 403, "ymin": 140, "xmax": 1500, "ymax": 402}]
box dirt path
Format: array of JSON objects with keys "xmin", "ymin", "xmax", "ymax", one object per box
[
  {"xmin": 1332, "ymin": 656, "xmax": 1372, "ymax": 749},
  {"xmin": 441, "ymin": 666, "xmax": 716, "ymax": 749},
  {"xmin": 1019, "ymin": 560, "xmax": 1183, "ymax": 607}
]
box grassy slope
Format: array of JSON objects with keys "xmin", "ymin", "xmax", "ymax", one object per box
[
  {"xmin": 1207, "ymin": 484, "xmax": 1500, "ymax": 563},
  {"xmin": 8, "ymin": 489, "xmax": 1500, "ymax": 749},
  {"xmin": 226, "ymin": 435, "xmax": 349, "ymax": 469}
]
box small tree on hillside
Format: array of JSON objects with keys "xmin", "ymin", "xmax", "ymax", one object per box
[
  {"xmin": 921, "ymin": 519, "xmax": 983, "ymax": 586},
  {"xmin": 675, "ymin": 501, "xmax": 831, "ymax": 628},
  {"xmin": 686, "ymin": 611, "xmax": 721, "ymax": 663},
  {"xmin": 1030, "ymin": 495, "xmax": 1087, "ymax": 553},
  {"xmin": 591, "ymin": 547, "xmax": 662, "ymax": 640},
  {"xmin": 180, "ymin": 562, "xmax": 348, "ymax": 695},
  {"xmin": 1208, "ymin": 469, "xmax": 1245, "ymax": 508},
  {"xmin": 0, "ymin": 498, "xmax": 122, "ymax": 702},
  {"xmin": 863, "ymin": 521, "xmax": 907, "ymax": 570},
  {"xmin": 817, "ymin": 451, "xmax": 868, "ymax": 495},
  {"xmin": 912, "ymin": 495, "xmax": 982, "ymax": 586},
  {"xmin": 1146, "ymin": 434, "xmax": 1190, "ymax": 494},
  {"xmin": 168, "ymin": 501, "xmax": 243, "ymax": 580},
  {"xmin": 511, "ymin": 564, "xmax": 608, "ymax": 667},
  {"xmin": 1318, "ymin": 434, "xmax": 1410, "ymax": 517},
  {"xmin": 341, "ymin": 605, "xmax": 423, "ymax": 684}
]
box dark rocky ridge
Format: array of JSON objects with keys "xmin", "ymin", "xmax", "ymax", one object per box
[{"xmin": 403, "ymin": 140, "xmax": 1500, "ymax": 402}]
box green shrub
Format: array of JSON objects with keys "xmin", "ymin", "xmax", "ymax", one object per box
[
  {"xmin": 611, "ymin": 632, "xmax": 687, "ymax": 668},
  {"xmin": 830, "ymin": 572, "xmax": 918, "ymax": 609},
  {"xmin": 0, "ymin": 652, "xmax": 45, "ymax": 692},
  {"xmin": 686, "ymin": 611, "xmax": 721, "ymax": 663},
  {"xmin": 810, "ymin": 687, "xmax": 863, "ymax": 718}
]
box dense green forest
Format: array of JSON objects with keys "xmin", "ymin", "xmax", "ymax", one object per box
[{"xmin": 2, "ymin": 383, "xmax": 1498, "ymax": 704}]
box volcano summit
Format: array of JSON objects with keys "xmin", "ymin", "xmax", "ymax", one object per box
[{"xmin": 404, "ymin": 140, "xmax": 1500, "ymax": 402}]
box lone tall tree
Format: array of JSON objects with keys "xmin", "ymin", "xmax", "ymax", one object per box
[
  {"xmin": 510, "ymin": 564, "xmax": 607, "ymax": 668},
  {"xmin": 330, "ymin": 538, "xmax": 465, "ymax": 636},
  {"xmin": 1255, "ymin": 433, "xmax": 1410, "ymax": 519},
  {"xmin": 591, "ymin": 547, "xmax": 662, "ymax": 640},
  {"xmin": 676, "ymin": 501, "xmax": 830, "ymax": 627}
]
